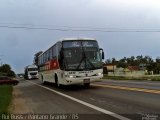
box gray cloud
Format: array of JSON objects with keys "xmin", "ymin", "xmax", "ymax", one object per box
[{"xmin": 0, "ymin": 0, "xmax": 160, "ymax": 73}]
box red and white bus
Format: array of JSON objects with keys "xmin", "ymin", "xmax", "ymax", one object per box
[{"xmin": 38, "ymin": 38, "xmax": 104, "ymax": 87}]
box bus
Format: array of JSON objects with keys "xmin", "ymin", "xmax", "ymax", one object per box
[
  {"xmin": 38, "ymin": 38, "xmax": 104, "ymax": 87},
  {"xmin": 24, "ymin": 65, "xmax": 39, "ymax": 80}
]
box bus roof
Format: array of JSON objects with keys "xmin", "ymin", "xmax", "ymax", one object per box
[
  {"xmin": 25, "ymin": 65, "xmax": 37, "ymax": 69},
  {"xmin": 62, "ymin": 38, "xmax": 96, "ymax": 41},
  {"xmin": 38, "ymin": 38, "xmax": 97, "ymax": 57}
]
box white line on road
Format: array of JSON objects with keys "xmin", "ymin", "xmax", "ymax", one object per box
[{"xmin": 27, "ymin": 81, "xmax": 130, "ymax": 120}]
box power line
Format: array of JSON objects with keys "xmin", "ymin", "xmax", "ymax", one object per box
[
  {"xmin": 0, "ymin": 22, "xmax": 122, "ymax": 30},
  {"xmin": 0, "ymin": 24, "xmax": 160, "ymax": 32},
  {"xmin": 1, "ymin": 22, "xmax": 160, "ymax": 30}
]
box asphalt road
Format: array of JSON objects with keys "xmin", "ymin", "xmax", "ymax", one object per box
[{"xmin": 12, "ymin": 79, "xmax": 160, "ymax": 120}]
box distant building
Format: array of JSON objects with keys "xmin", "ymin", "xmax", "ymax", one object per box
[
  {"xmin": 127, "ymin": 66, "xmax": 140, "ymax": 71},
  {"xmin": 103, "ymin": 63, "xmax": 117, "ymax": 74}
]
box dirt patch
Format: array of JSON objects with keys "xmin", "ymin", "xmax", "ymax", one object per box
[{"xmin": 9, "ymin": 87, "xmax": 33, "ymax": 114}]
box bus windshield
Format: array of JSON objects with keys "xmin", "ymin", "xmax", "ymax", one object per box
[
  {"xmin": 62, "ymin": 40, "xmax": 102, "ymax": 71},
  {"xmin": 28, "ymin": 68, "xmax": 38, "ymax": 71}
]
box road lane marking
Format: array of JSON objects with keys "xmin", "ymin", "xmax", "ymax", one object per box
[
  {"xmin": 92, "ymin": 84, "xmax": 160, "ymax": 94},
  {"xmin": 27, "ymin": 81, "xmax": 130, "ymax": 120}
]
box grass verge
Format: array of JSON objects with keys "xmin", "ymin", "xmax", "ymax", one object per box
[
  {"xmin": 0, "ymin": 85, "xmax": 13, "ymax": 114},
  {"xmin": 103, "ymin": 74, "xmax": 160, "ymax": 81}
]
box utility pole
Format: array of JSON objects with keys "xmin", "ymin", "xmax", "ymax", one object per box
[
  {"xmin": 0, "ymin": 59, "xmax": 2, "ymax": 66},
  {"xmin": 0, "ymin": 55, "xmax": 4, "ymax": 66}
]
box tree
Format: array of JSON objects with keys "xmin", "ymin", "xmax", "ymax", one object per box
[
  {"xmin": 0, "ymin": 64, "xmax": 15, "ymax": 77},
  {"xmin": 105, "ymin": 59, "xmax": 111, "ymax": 64},
  {"xmin": 0, "ymin": 64, "xmax": 11, "ymax": 73},
  {"xmin": 104, "ymin": 55, "xmax": 160, "ymax": 75},
  {"xmin": 7, "ymin": 70, "xmax": 16, "ymax": 77},
  {"xmin": 156, "ymin": 57, "xmax": 160, "ymax": 63},
  {"xmin": 144, "ymin": 56, "xmax": 153, "ymax": 64},
  {"xmin": 136, "ymin": 55, "xmax": 143, "ymax": 62},
  {"xmin": 34, "ymin": 51, "xmax": 43, "ymax": 66},
  {"xmin": 117, "ymin": 60, "xmax": 128, "ymax": 68},
  {"xmin": 112, "ymin": 58, "xmax": 116, "ymax": 64},
  {"xmin": 117, "ymin": 57, "xmax": 128, "ymax": 68}
]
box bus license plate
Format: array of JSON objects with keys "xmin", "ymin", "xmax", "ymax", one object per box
[{"xmin": 84, "ymin": 79, "xmax": 90, "ymax": 83}]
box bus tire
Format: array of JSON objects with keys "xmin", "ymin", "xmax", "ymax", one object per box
[
  {"xmin": 41, "ymin": 75, "xmax": 45, "ymax": 84},
  {"xmin": 55, "ymin": 74, "xmax": 60, "ymax": 88},
  {"xmin": 84, "ymin": 83, "xmax": 90, "ymax": 88}
]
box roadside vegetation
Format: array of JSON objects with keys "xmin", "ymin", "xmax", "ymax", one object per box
[
  {"xmin": 0, "ymin": 64, "xmax": 15, "ymax": 114},
  {"xmin": 0, "ymin": 85, "xmax": 13, "ymax": 114},
  {"xmin": 103, "ymin": 74, "xmax": 160, "ymax": 81},
  {"xmin": 105, "ymin": 55, "xmax": 160, "ymax": 75},
  {"xmin": 0, "ymin": 64, "xmax": 16, "ymax": 77}
]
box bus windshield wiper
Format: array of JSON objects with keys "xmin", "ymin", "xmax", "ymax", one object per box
[
  {"xmin": 86, "ymin": 57, "xmax": 96, "ymax": 70},
  {"xmin": 76, "ymin": 49, "xmax": 95, "ymax": 70},
  {"xmin": 76, "ymin": 52, "xmax": 86, "ymax": 70}
]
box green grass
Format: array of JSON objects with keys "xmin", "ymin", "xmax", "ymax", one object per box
[
  {"xmin": 103, "ymin": 74, "xmax": 160, "ymax": 81},
  {"xmin": 0, "ymin": 85, "xmax": 13, "ymax": 114}
]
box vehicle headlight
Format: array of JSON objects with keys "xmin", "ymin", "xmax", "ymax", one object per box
[
  {"xmin": 69, "ymin": 75, "xmax": 76, "ymax": 78},
  {"xmin": 97, "ymin": 73, "xmax": 102, "ymax": 76}
]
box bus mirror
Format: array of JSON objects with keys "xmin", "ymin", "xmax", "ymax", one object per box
[
  {"xmin": 60, "ymin": 50, "xmax": 64, "ymax": 58},
  {"xmin": 102, "ymin": 51, "xmax": 104, "ymax": 59},
  {"xmin": 99, "ymin": 48, "xmax": 104, "ymax": 60}
]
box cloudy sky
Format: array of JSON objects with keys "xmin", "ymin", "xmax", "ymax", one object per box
[{"xmin": 0, "ymin": 0, "xmax": 160, "ymax": 73}]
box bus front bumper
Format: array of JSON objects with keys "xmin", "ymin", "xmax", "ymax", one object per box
[{"xmin": 64, "ymin": 75, "xmax": 103, "ymax": 85}]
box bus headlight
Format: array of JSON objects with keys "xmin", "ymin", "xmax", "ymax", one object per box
[
  {"xmin": 97, "ymin": 73, "xmax": 102, "ymax": 76},
  {"xmin": 69, "ymin": 75, "xmax": 76, "ymax": 78}
]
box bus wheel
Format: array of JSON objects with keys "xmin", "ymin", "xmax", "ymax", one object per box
[
  {"xmin": 84, "ymin": 83, "xmax": 90, "ymax": 88},
  {"xmin": 41, "ymin": 75, "xmax": 45, "ymax": 84},
  {"xmin": 55, "ymin": 74, "xmax": 60, "ymax": 88}
]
